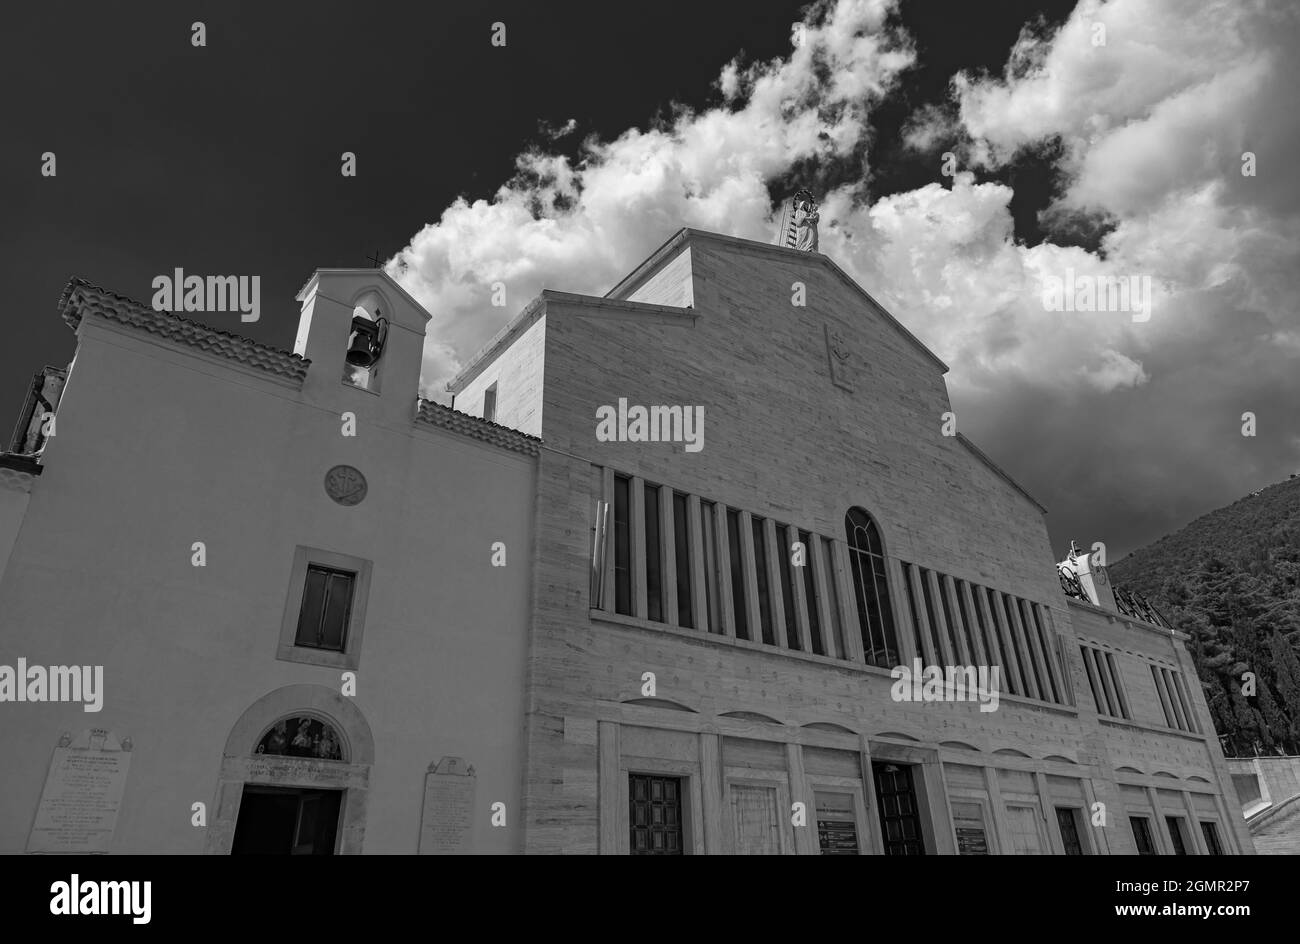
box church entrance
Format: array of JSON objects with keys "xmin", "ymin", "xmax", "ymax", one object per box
[
  {"xmin": 230, "ymin": 785, "xmax": 342, "ymax": 855},
  {"xmin": 207, "ymin": 687, "xmax": 374, "ymax": 855},
  {"xmin": 872, "ymin": 761, "xmax": 926, "ymax": 855}
]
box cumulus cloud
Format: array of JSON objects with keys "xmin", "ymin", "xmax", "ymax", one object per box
[
  {"xmin": 1077, "ymin": 349, "xmax": 1148, "ymax": 391},
  {"xmin": 946, "ymin": 0, "xmax": 1300, "ymax": 554},
  {"xmin": 392, "ymin": 0, "xmax": 915, "ymax": 399},
  {"xmin": 538, "ymin": 117, "xmax": 578, "ymax": 141},
  {"xmin": 391, "ymin": 0, "xmax": 1300, "ymax": 557},
  {"xmin": 900, "ymin": 104, "xmax": 955, "ymax": 153}
]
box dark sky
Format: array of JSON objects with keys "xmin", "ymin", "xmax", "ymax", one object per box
[{"xmin": 8, "ymin": 0, "xmax": 1200, "ymax": 559}]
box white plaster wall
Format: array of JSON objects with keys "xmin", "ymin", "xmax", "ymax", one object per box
[
  {"xmin": 0, "ymin": 477, "xmax": 31, "ymax": 578},
  {"xmin": 0, "ymin": 315, "xmax": 534, "ymax": 854}
]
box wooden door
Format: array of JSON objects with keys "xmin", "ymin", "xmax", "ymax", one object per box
[
  {"xmin": 872, "ymin": 762, "xmax": 925, "ymax": 855},
  {"xmin": 629, "ymin": 774, "xmax": 684, "ymax": 855}
]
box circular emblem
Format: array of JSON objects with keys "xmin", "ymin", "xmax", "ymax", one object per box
[{"xmin": 324, "ymin": 465, "xmax": 367, "ymax": 506}]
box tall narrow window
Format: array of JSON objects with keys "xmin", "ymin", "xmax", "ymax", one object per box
[
  {"xmin": 613, "ymin": 475, "xmax": 632, "ymax": 616},
  {"xmin": 644, "ymin": 484, "xmax": 664, "ymax": 623},
  {"xmin": 1082, "ymin": 645, "xmax": 1130, "ymax": 719},
  {"xmin": 482, "ymin": 383, "xmax": 498, "ymax": 423},
  {"xmin": 1081, "ymin": 646, "xmax": 1108, "ymax": 716},
  {"xmin": 751, "ymin": 517, "xmax": 775, "ymax": 645},
  {"xmin": 1165, "ymin": 668, "xmax": 1190, "ymax": 731},
  {"xmin": 1001, "ymin": 593, "xmax": 1033, "ymax": 696},
  {"xmin": 1152, "ymin": 664, "xmax": 1176, "ymax": 727},
  {"xmin": 1096, "ymin": 650, "xmax": 1120, "ymax": 716},
  {"xmin": 701, "ymin": 501, "xmax": 721, "ymax": 633},
  {"xmin": 1054, "ymin": 633, "xmax": 1076, "ymax": 705},
  {"xmin": 591, "ymin": 498, "xmax": 609, "ymax": 608},
  {"xmin": 1173, "ymin": 672, "xmax": 1198, "ymax": 733},
  {"xmin": 776, "ymin": 524, "xmax": 799, "ymax": 650},
  {"xmin": 295, "ymin": 565, "xmax": 356, "ymax": 651},
  {"xmin": 1104, "ymin": 652, "xmax": 1130, "ymax": 719},
  {"xmin": 799, "ymin": 529, "xmax": 824, "ymax": 656},
  {"xmin": 987, "ymin": 588, "xmax": 1020, "ymax": 696},
  {"xmin": 938, "ymin": 578, "xmax": 962, "ymax": 662},
  {"xmin": 1016, "ymin": 598, "xmax": 1047, "ymax": 700},
  {"xmin": 821, "ymin": 537, "xmax": 845, "ymax": 658},
  {"xmin": 1029, "ymin": 604, "xmax": 1061, "ymax": 704},
  {"xmin": 956, "ymin": 582, "xmax": 979, "ymax": 661},
  {"xmin": 727, "ymin": 509, "xmax": 750, "ymax": 640},
  {"xmin": 844, "ymin": 508, "xmax": 899, "ymax": 668},
  {"xmin": 672, "ymin": 492, "xmax": 694, "ymax": 629},
  {"xmin": 970, "ymin": 584, "xmax": 998, "ymax": 672},
  {"xmin": 902, "ymin": 565, "xmax": 926, "ymax": 662},
  {"xmin": 921, "ymin": 570, "xmax": 945, "ymax": 665}
]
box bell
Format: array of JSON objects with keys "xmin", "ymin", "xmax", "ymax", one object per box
[
  {"xmin": 346, "ymin": 315, "xmax": 384, "ymax": 368},
  {"xmin": 346, "ymin": 328, "xmax": 377, "ymax": 367}
]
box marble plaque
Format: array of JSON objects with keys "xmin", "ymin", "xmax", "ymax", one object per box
[
  {"xmin": 418, "ymin": 756, "xmax": 476, "ymax": 855},
  {"xmin": 27, "ymin": 729, "xmax": 132, "ymax": 854}
]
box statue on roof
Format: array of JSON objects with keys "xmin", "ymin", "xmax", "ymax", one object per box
[
  {"xmin": 792, "ymin": 189, "xmax": 820, "ymax": 252},
  {"xmin": 774, "ymin": 188, "xmax": 821, "ymax": 252}
]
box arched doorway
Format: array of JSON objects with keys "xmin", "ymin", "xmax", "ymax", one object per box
[{"xmin": 205, "ymin": 685, "xmax": 374, "ymax": 855}]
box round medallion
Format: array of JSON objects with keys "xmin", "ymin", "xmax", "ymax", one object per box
[{"xmin": 324, "ymin": 465, "xmax": 367, "ymax": 506}]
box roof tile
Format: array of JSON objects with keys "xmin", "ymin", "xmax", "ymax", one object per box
[
  {"xmin": 58, "ymin": 278, "xmax": 309, "ymax": 383},
  {"xmin": 415, "ymin": 400, "xmax": 540, "ymax": 456}
]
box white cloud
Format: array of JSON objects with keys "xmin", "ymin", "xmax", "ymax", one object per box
[
  {"xmin": 946, "ymin": 0, "xmax": 1300, "ymax": 550},
  {"xmin": 901, "ymin": 104, "xmax": 955, "ymax": 153},
  {"xmin": 393, "ymin": 0, "xmax": 915, "ymax": 399},
  {"xmin": 390, "ymin": 0, "xmax": 1299, "ymax": 554},
  {"xmin": 1077, "ymin": 349, "xmax": 1148, "ymax": 391}
]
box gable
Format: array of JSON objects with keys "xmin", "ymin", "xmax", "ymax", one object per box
[
  {"xmin": 607, "ymin": 228, "xmax": 949, "ymax": 375},
  {"xmin": 605, "ymin": 229, "xmax": 1044, "ymax": 517}
]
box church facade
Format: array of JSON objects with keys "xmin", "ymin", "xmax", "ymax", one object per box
[{"xmin": 0, "ymin": 226, "xmax": 1253, "ymax": 854}]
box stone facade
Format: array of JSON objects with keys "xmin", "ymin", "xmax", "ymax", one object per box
[{"xmin": 450, "ymin": 228, "xmax": 1252, "ymax": 855}]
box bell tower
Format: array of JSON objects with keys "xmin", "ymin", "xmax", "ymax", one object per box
[{"xmin": 293, "ymin": 268, "xmax": 431, "ymax": 422}]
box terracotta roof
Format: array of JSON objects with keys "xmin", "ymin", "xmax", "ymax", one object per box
[
  {"xmin": 415, "ymin": 400, "xmax": 540, "ymax": 457},
  {"xmin": 58, "ymin": 278, "xmax": 309, "ymax": 383}
]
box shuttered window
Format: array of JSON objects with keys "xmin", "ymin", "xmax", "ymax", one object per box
[{"xmin": 295, "ymin": 565, "xmax": 355, "ymax": 651}]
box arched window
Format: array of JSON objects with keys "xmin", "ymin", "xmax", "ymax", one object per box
[{"xmin": 844, "ymin": 508, "xmax": 899, "ymax": 668}]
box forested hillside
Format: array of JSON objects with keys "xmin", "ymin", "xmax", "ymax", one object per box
[{"xmin": 1109, "ymin": 476, "xmax": 1300, "ymax": 756}]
